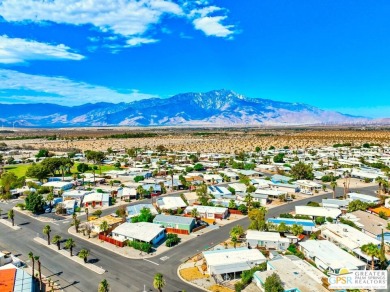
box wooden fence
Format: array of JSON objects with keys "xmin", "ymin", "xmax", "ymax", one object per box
[
  {"xmin": 165, "ymin": 227, "xmax": 189, "ymax": 235},
  {"xmin": 228, "ymin": 209, "xmax": 243, "ymax": 215},
  {"xmin": 98, "ymin": 233, "xmax": 125, "ymax": 247}
]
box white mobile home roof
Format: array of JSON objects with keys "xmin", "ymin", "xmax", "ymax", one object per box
[
  {"xmin": 347, "ymin": 193, "xmax": 380, "ymax": 203},
  {"xmin": 295, "ymin": 206, "xmax": 341, "ymax": 219},
  {"xmin": 299, "ymin": 240, "xmax": 366, "ymax": 271},
  {"xmin": 246, "ymin": 230, "xmax": 292, "ymax": 243},
  {"xmin": 320, "ymin": 223, "xmax": 380, "ymax": 250},
  {"xmin": 255, "ymin": 189, "xmax": 286, "ymax": 197},
  {"xmin": 155, "ymin": 196, "xmax": 186, "ymax": 209},
  {"xmin": 112, "ymin": 222, "xmax": 164, "ymax": 243},
  {"xmin": 185, "ymin": 205, "xmax": 227, "ymax": 215},
  {"xmin": 203, "ymin": 248, "xmax": 266, "ymax": 274},
  {"xmin": 42, "ymin": 181, "xmax": 73, "ymax": 188}
]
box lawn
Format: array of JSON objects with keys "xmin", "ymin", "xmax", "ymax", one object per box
[
  {"xmin": 3, "ymin": 162, "xmax": 117, "ymax": 178},
  {"xmin": 3, "ymin": 164, "xmax": 31, "ymax": 177}
]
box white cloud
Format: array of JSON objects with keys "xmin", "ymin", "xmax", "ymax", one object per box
[
  {"xmin": 0, "ymin": 35, "xmax": 84, "ymax": 64},
  {"xmin": 0, "ymin": 0, "xmax": 237, "ymax": 48},
  {"xmin": 0, "ymin": 0, "xmax": 183, "ymax": 46},
  {"xmin": 126, "ymin": 37, "xmax": 159, "ymax": 47},
  {"xmin": 193, "ymin": 15, "xmax": 234, "ymax": 38},
  {"xmin": 190, "ymin": 5, "xmax": 235, "ymax": 38},
  {"xmin": 0, "ymin": 69, "xmax": 157, "ymax": 105}
]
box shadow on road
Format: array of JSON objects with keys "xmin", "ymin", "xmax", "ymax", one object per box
[
  {"xmin": 19, "ymin": 222, "xmax": 30, "ymax": 226},
  {"xmin": 47, "ymin": 271, "xmax": 63, "ymax": 278},
  {"xmin": 62, "ymin": 280, "xmax": 79, "ymax": 289},
  {"xmin": 88, "ymin": 258, "xmax": 99, "ymax": 264}
]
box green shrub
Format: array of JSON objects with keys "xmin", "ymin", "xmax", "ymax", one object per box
[
  {"xmin": 15, "ymin": 203, "xmax": 26, "ymax": 210},
  {"xmin": 92, "ymin": 210, "xmax": 102, "ymax": 217},
  {"xmin": 165, "ymin": 233, "xmax": 181, "ymax": 247},
  {"xmin": 128, "ymin": 240, "xmax": 152, "ymax": 253},
  {"xmin": 279, "ymin": 213, "xmax": 294, "ymax": 218}
]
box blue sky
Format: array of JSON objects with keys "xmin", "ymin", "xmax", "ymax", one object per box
[{"xmin": 0, "ymin": 0, "xmax": 389, "ymax": 117}]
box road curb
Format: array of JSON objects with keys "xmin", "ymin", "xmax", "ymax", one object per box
[
  {"xmin": 0, "ymin": 218, "xmax": 21, "ymax": 230},
  {"xmin": 177, "ymin": 263, "xmax": 209, "ymax": 292},
  {"xmin": 34, "ymin": 237, "xmax": 106, "ymax": 275}
]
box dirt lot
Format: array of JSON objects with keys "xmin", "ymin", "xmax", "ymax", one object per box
[
  {"xmin": 180, "ymin": 267, "xmax": 209, "ymax": 281},
  {"xmin": 3, "ymin": 128, "xmax": 390, "ymax": 153}
]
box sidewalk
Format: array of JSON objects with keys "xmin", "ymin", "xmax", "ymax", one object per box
[
  {"xmin": 0, "ymin": 218, "xmax": 21, "ymax": 230},
  {"xmin": 34, "ymin": 237, "xmax": 105, "ymax": 275}
]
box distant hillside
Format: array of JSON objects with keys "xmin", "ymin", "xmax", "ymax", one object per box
[{"xmin": 0, "ymin": 90, "xmax": 373, "ymax": 127}]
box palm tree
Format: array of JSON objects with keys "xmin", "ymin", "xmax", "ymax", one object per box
[
  {"xmin": 47, "ymin": 192, "xmax": 54, "ymax": 209},
  {"xmin": 277, "ymin": 222, "xmax": 290, "ymax": 236},
  {"xmin": 43, "ymin": 225, "xmax": 51, "ymax": 245},
  {"xmin": 153, "ymin": 273, "xmax": 166, "ymax": 292},
  {"xmin": 376, "ymin": 177, "xmax": 383, "ymax": 196},
  {"xmin": 136, "ymin": 185, "xmax": 144, "ymax": 200},
  {"xmin": 34, "ymin": 255, "xmax": 42, "ymax": 287},
  {"xmin": 74, "ymin": 218, "xmax": 81, "ymax": 233},
  {"xmin": 85, "ymin": 207, "xmax": 89, "ymax": 221},
  {"xmin": 78, "ymin": 248, "xmax": 90, "ymax": 263},
  {"xmin": 65, "ymin": 238, "xmax": 76, "ymax": 256},
  {"xmin": 52, "ymin": 235, "xmax": 62, "ymax": 250},
  {"xmin": 28, "ymin": 252, "xmax": 35, "ymax": 279},
  {"xmin": 291, "ymin": 224, "xmax": 304, "ymax": 236},
  {"xmin": 231, "ymin": 235, "xmax": 238, "ymax": 248},
  {"xmin": 244, "ymin": 193, "xmax": 253, "ymax": 211},
  {"xmin": 190, "ymin": 208, "xmax": 199, "ymax": 218},
  {"xmin": 168, "ymin": 169, "xmax": 174, "ymax": 190},
  {"xmin": 361, "ymin": 243, "xmax": 380, "ymax": 270},
  {"xmin": 80, "ymin": 174, "xmax": 86, "ymax": 186},
  {"xmin": 8, "ymin": 209, "xmax": 14, "ymax": 226},
  {"xmin": 100, "ymin": 220, "xmax": 109, "ymax": 236},
  {"xmin": 330, "ymin": 180, "xmax": 337, "ymax": 199},
  {"xmin": 98, "ymin": 279, "xmax": 110, "ymax": 292}
]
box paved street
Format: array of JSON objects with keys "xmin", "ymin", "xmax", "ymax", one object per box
[{"xmin": 0, "ymin": 184, "xmax": 378, "ymax": 291}]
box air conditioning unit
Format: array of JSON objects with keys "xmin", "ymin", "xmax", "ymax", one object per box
[{"xmin": 343, "ymin": 228, "xmax": 348, "ymax": 232}]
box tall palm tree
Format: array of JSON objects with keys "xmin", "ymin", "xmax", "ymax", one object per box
[
  {"xmin": 74, "ymin": 218, "xmax": 81, "ymax": 233},
  {"xmin": 361, "ymin": 243, "xmax": 380, "ymax": 270},
  {"xmin": 231, "ymin": 235, "xmax": 238, "ymax": 248},
  {"xmin": 153, "ymin": 273, "xmax": 166, "ymax": 292},
  {"xmin": 34, "ymin": 255, "xmax": 42, "ymax": 287},
  {"xmin": 43, "ymin": 225, "xmax": 51, "ymax": 245},
  {"xmin": 8, "ymin": 209, "xmax": 14, "ymax": 226},
  {"xmin": 85, "ymin": 207, "xmax": 89, "ymax": 221},
  {"xmin": 376, "ymin": 177, "xmax": 383, "ymax": 197},
  {"xmin": 244, "ymin": 193, "xmax": 253, "ymax": 211},
  {"xmin": 100, "ymin": 220, "xmax": 109, "ymax": 236},
  {"xmin": 65, "ymin": 238, "xmax": 76, "ymax": 256},
  {"xmin": 28, "ymin": 252, "xmax": 35, "ymax": 279},
  {"xmin": 78, "ymin": 248, "xmax": 90, "ymax": 263},
  {"xmin": 136, "ymin": 185, "xmax": 144, "ymax": 200},
  {"xmin": 52, "ymin": 235, "xmax": 62, "ymax": 250},
  {"xmin": 168, "ymin": 169, "xmax": 174, "ymax": 190},
  {"xmin": 330, "ymin": 180, "xmax": 337, "ymax": 199},
  {"xmin": 46, "ymin": 192, "xmax": 54, "ymax": 209},
  {"xmin": 98, "ymin": 279, "xmax": 109, "ymax": 292}
]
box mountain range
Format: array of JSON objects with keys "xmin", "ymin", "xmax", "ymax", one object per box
[{"xmin": 0, "ymin": 90, "xmax": 377, "ymax": 127}]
